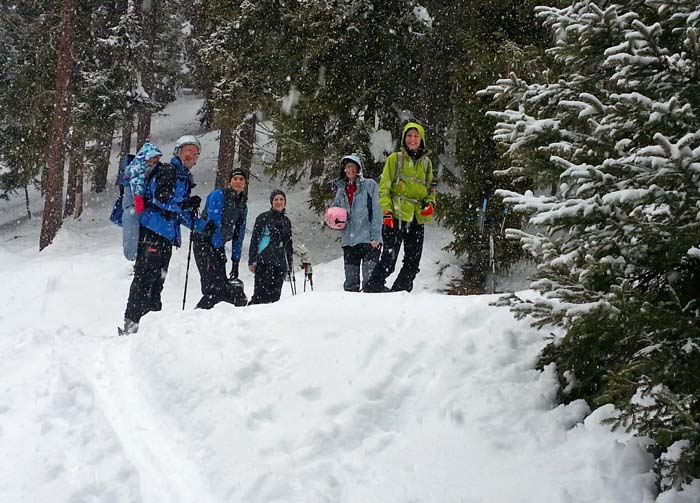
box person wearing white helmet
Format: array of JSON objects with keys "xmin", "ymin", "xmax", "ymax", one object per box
[
  {"xmin": 329, "ymin": 154, "xmax": 383, "ymax": 292},
  {"xmin": 173, "ymin": 135, "xmax": 201, "ymax": 157},
  {"xmin": 119, "ymin": 134, "xmax": 204, "ymax": 335}
]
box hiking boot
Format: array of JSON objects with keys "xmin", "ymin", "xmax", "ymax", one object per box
[
  {"xmin": 118, "ymin": 318, "xmax": 139, "ymax": 336},
  {"xmin": 362, "ymin": 284, "xmax": 390, "ymax": 293}
]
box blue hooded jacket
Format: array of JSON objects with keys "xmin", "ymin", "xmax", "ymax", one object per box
[
  {"xmin": 140, "ymin": 156, "xmax": 196, "ymax": 246},
  {"xmin": 331, "ymin": 155, "xmax": 383, "ymax": 247},
  {"xmin": 200, "ymin": 188, "xmax": 248, "ymax": 261}
]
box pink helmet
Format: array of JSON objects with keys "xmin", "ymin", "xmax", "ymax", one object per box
[{"xmin": 325, "ymin": 207, "xmax": 347, "ymax": 230}]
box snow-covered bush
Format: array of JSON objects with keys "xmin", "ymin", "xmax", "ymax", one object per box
[{"xmin": 481, "ymin": 0, "xmax": 700, "ymax": 489}]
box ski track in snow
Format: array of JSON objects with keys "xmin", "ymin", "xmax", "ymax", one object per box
[{"xmin": 92, "ymin": 338, "xmax": 217, "ymax": 503}]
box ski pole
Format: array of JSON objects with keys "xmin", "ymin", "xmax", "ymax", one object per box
[
  {"xmin": 287, "ymin": 269, "xmax": 297, "ymax": 295},
  {"xmin": 307, "ymin": 264, "xmax": 313, "ymax": 291},
  {"xmin": 303, "ymin": 263, "xmax": 313, "ymax": 292},
  {"xmin": 183, "ymin": 233, "xmax": 194, "ymax": 310},
  {"xmin": 182, "ymin": 209, "xmax": 198, "ymax": 310},
  {"xmin": 479, "ymin": 196, "xmax": 488, "ymax": 236},
  {"xmin": 500, "ymin": 207, "xmax": 509, "ymax": 235},
  {"xmin": 285, "ymin": 253, "xmax": 296, "ymax": 296},
  {"xmin": 489, "ymin": 233, "xmax": 496, "ymax": 294}
]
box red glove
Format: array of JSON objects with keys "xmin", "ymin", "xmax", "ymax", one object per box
[
  {"xmin": 382, "ymin": 210, "xmax": 395, "ymax": 229},
  {"xmin": 134, "ymin": 195, "xmax": 145, "ymax": 215},
  {"xmin": 420, "ymin": 203, "xmax": 434, "ymax": 217}
]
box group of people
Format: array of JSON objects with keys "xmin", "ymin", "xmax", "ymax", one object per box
[{"xmin": 116, "ymin": 121, "xmax": 435, "ymax": 335}]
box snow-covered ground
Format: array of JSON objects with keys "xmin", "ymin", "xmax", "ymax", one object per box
[{"xmin": 2, "ymin": 96, "xmax": 698, "ymax": 502}]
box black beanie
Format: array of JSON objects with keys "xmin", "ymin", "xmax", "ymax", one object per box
[
  {"xmin": 270, "ymin": 189, "xmax": 286, "ymax": 205},
  {"xmin": 230, "ymin": 167, "xmax": 248, "ymax": 181}
]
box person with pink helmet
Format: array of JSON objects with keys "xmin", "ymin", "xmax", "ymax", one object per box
[{"xmin": 329, "ymin": 154, "xmax": 383, "ymax": 292}]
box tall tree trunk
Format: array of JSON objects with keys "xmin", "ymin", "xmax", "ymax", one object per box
[
  {"xmin": 92, "ymin": 124, "xmax": 114, "ymax": 193},
  {"xmin": 120, "ymin": 114, "xmax": 133, "ymax": 158},
  {"xmin": 310, "ymin": 159, "xmax": 324, "ymax": 178},
  {"xmin": 74, "ymin": 151, "xmax": 84, "ymax": 219},
  {"xmin": 64, "ymin": 127, "xmax": 85, "ymax": 217},
  {"xmin": 135, "ymin": 0, "xmax": 157, "ymax": 151},
  {"xmin": 136, "ymin": 110, "xmax": 151, "ymax": 150},
  {"xmin": 216, "ymin": 125, "xmax": 236, "ymax": 189},
  {"xmin": 40, "ymin": 0, "xmax": 76, "ymax": 250},
  {"xmin": 25, "ymin": 187, "xmax": 31, "ymax": 219},
  {"xmin": 238, "ymin": 114, "xmax": 257, "ymax": 173}
]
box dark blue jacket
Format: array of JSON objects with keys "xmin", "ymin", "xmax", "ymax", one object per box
[
  {"xmin": 140, "ymin": 156, "xmax": 196, "ymax": 246},
  {"xmin": 200, "ymin": 188, "xmax": 248, "ymax": 260},
  {"xmin": 248, "ymin": 208, "xmax": 293, "ymax": 271}
]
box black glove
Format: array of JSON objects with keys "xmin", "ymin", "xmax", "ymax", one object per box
[
  {"xmin": 229, "ymin": 259, "xmax": 240, "ymax": 280},
  {"xmin": 182, "ymin": 195, "xmax": 201, "ymax": 210},
  {"xmin": 203, "ymin": 220, "xmax": 217, "ymax": 238}
]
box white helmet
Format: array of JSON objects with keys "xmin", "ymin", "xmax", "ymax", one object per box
[{"xmin": 173, "ymin": 135, "xmax": 201, "ymax": 156}]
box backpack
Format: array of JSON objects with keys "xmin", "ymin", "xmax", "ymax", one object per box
[
  {"xmin": 109, "ymin": 195, "xmax": 124, "ymax": 226},
  {"xmin": 110, "ymin": 153, "xmax": 136, "ymax": 226},
  {"xmin": 394, "ymin": 151, "xmax": 432, "ymax": 188}
]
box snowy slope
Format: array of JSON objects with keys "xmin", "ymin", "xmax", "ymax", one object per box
[{"xmin": 1, "ymin": 96, "xmax": 695, "ymax": 503}]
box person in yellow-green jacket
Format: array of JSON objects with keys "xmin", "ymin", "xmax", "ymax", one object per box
[{"xmin": 363, "ymin": 121, "xmax": 436, "ymax": 293}]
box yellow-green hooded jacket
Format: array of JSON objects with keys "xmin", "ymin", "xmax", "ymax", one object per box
[{"xmin": 378, "ymin": 122, "xmax": 436, "ymax": 224}]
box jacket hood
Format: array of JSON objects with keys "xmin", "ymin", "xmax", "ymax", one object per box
[
  {"xmin": 136, "ymin": 142, "xmax": 163, "ymax": 162},
  {"xmin": 338, "ymin": 154, "xmax": 364, "ymax": 179},
  {"xmin": 401, "ymin": 122, "xmax": 426, "ymax": 152}
]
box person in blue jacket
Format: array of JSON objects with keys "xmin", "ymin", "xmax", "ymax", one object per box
[
  {"xmin": 248, "ymin": 190, "xmax": 293, "ymax": 305},
  {"xmin": 331, "ymin": 154, "xmax": 382, "ymax": 291},
  {"xmin": 192, "ymin": 167, "xmax": 249, "ymax": 309},
  {"xmin": 119, "ymin": 135, "xmax": 203, "ymax": 335}
]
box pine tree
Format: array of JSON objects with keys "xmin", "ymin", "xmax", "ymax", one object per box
[
  {"xmin": 0, "ymin": 2, "xmax": 59, "ymax": 204},
  {"xmin": 197, "ymin": 0, "xmax": 301, "ymax": 186},
  {"xmin": 133, "ymin": 0, "xmax": 184, "ymax": 149},
  {"xmin": 482, "ymin": 0, "xmax": 700, "ymax": 489},
  {"xmin": 422, "ymin": 0, "xmax": 552, "ymax": 292},
  {"xmin": 40, "ymin": 0, "xmax": 76, "ymax": 250},
  {"xmin": 268, "ymin": 0, "xmax": 427, "ymax": 202}
]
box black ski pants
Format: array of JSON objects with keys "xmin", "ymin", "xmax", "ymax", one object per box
[
  {"xmin": 249, "ymin": 263, "xmax": 286, "ymax": 305},
  {"xmin": 343, "ymin": 243, "xmax": 381, "ymax": 292},
  {"xmin": 125, "ymin": 227, "xmax": 173, "ymax": 323},
  {"xmin": 193, "ymin": 238, "xmax": 227, "ymax": 309},
  {"xmin": 193, "ymin": 238, "xmax": 246, "ymax": 309},
  {"xmin": 364, "ymin": 218, "xmax": 424, "ymax": 293}
]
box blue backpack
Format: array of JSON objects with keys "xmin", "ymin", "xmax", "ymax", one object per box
[{"xmin": 109, "ymin": 153, "xmax": 136, "ymax": 226}]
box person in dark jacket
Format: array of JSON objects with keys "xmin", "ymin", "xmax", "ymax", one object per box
[
  {"xmin": 119, "ymin": 135, "xmax": 203, "ymax": 335},
  {"xmin": 192, "ymin": 167, "xmax": 249, "ymax": 309},
  {"xmin": 248, "ymin": 189, "xmax": 293, "ymax": 305}
]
